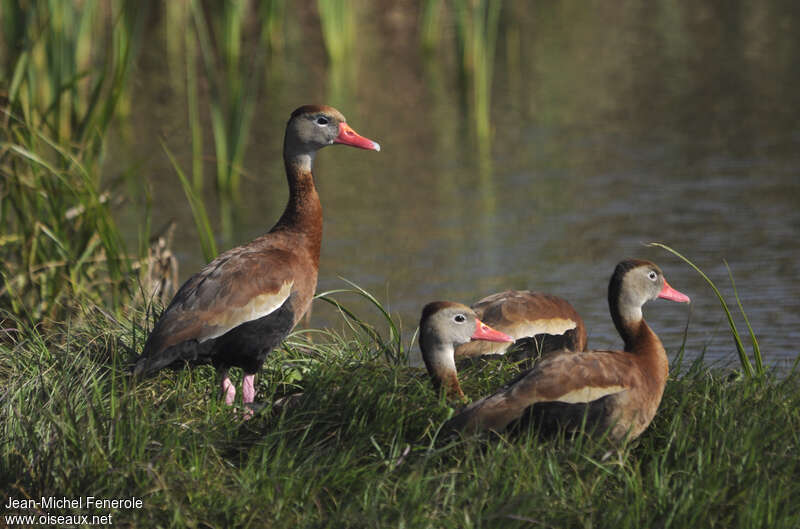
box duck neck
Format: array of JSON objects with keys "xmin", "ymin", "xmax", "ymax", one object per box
[
  {"xmin": 274, "ymin": 153, "xmax": 323, "ymax": 265},
  {"xmin": 421, "ymin": 337, "xmax": 465, "ymax": 401},
  {"xmin": 610, "ymin": 298, "xmax": 668, "ymax": 383},
  {"xmin": 610, "ymin": 295, "xmax": 642, "ymax": 352}
]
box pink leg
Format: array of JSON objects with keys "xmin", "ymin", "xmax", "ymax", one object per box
[
  {"xmin": 242, "ymin": 373, "xmax": 256, "ymax": 420},
  {"xmin": 221, "ymin": 374, "xmax": 236, "ymax": 406},
  {"xmin": 242, "ymin": 374, "xmax": 256, "ymax": 404}
]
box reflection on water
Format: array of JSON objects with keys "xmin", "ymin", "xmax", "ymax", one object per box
[{"xmin": 113, "ymin": 1, "xmax": 800, "ymax": 368}]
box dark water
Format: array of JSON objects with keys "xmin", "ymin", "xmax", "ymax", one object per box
[{"xmin": 114, "ymin": 1, "xmax": 800, "ymax": 369}]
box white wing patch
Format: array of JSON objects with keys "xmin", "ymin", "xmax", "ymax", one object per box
[
  {"xmin": 456, "ymin": 318, "xmax": 579, "ymax": 357},
  {"xmin": 554, "ymin": 385, "xmax": 626, "ymax": 404},
  {"xmin": 200, "ymin": 280, "xmax": 294, "ymax": 342},
  {"xmin": 515, "ymin": 317, "xmax": 577, "ymax": 338},
  {"xmin": 482, "ymin": 342, "xmax": 512, "ymax": 356}
]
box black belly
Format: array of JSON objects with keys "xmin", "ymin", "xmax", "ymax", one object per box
[
  {"xmin": 156, "ymin": 296, "xmax": 296, "ymax": 374},
  {"xmin": 509, "ymin": 328, "xmax": 584, "ymax": 361},
  {"xmin": 517, "ymin": 394, "xmax": 615, "ymax": 438}
]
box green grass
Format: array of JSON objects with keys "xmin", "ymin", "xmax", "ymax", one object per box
[
  {"xmin": 1, "ymin": 4, "xmax": 797, "ymax": 527},
  {"xmin": 1, "ymin": 0, "xmax": 142, "ymax": 159},
  {"xmin": 2, "ymin": 292, "xmax": 799, "ymax": 528},
  {"xmin": 0, "ymin": 0, "xmax": 145, "ymax": 322},
  {"xmin": 190, "ymin": 0, "xmax": 263, "ymax": 198},
  {"xmin": 0, "ymin": 114, "xmax": 136, "ymax": 321}
]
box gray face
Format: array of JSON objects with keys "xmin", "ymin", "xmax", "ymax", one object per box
[
  {"xmin": 618, "ymin": 263, "xmax": 666, "ymax": 314},
  {"xmin": 286, "ymin": 110, "xmax": 343, "ymax": 153},
  {"xmin": 630, "ymin": 264, "xmax": 665, "ymax": 303},
  {"xmin": 420, "ymin": 304, "xmax": 478, "ymax": 351}
]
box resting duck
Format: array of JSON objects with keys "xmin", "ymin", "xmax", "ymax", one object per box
[
  {"xmin": 455, "ymin": 290, "xmax": 586, "ymax": 359},
  {"xmin": 134, "ymin": 105, "xmax": 380, "ymax": 414},
  {"xmin": 444, "ymin": 259, "xmax": 690, "ymax": 442},
  {"xmin": 419, "ymin": 301, "xmax": 514, "ymax": 400}
]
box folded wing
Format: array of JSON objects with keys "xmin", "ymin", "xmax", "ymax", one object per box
[{"xmin": 445, "ymin": 351, "xmax": 638, "ymax": 433}]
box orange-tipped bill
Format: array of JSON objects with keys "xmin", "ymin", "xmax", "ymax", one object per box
[
  {"xmin": 334, "ymin": 122, "xmax": 381, "ymax": 151},
  {"xmin": 658, "ymin": 280, "xmax": 691, "ymax": 303},
  {"xmin": 472, "ymin": 319, "xmax": 514, "ymax": 343}
]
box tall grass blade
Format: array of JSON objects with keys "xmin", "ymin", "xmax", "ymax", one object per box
[
  {"xmin": 317, "ymin": 0, "xmax": 353, "ymax": 64},
  {"xmin": 259, "ymin": 0, "xmax": 287, "ymax": 52},
  {"xmin": 190, "ymin": 0, "xmax": 262, "ymax": 199},
  {"xmin": 316, "ymin": 289, "xmax": 385, "ymax": 345},
  {"xmin": 420, "ymin": 0, "xmax": 444, "ymax": 53},
  {"xmin": 724, "ymin": 260, "xmax": 764, "ymax": 376},
  {"xmin": 317, "ymin": 0, "xmax": 360, "ymax": 108},
  {"xmin": 2, "ymin": 110, "xmax": 135, "ymax": 319},
  {"xmin": 648, "ymin": 242, "xmax": 755, "ymax": 377},
  {"xmin": 185, "ymin": 20, "xmax": 204, "ymax": 192},
  {"xmin": 670, "ymin": 308, "xmax": 693, "ymax": 375},
  {"xmin": 161, "ymin": 140, "xmax": 218, "ymax": 262},
  {"xmin": 315, "ymin": 279, "xmax": 404, "ymax": 364},
  {"xmin": 339, "ymin": 277, "xmax": 402, "ymax": 356},
  {"xmin": 452, "ymin": 0, "xmax": 501, "ymax": 146}
]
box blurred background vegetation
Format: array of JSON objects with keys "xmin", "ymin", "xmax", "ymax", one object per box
[{"xmin": 0, "ymin": 0, "xmax": 512, "ymax": 323}]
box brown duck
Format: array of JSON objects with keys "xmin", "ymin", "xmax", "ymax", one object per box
[
  {"xmin": 134, "ymin": 105, "xmax": 380, "ymax": 413},
  {"xmin": 444, "ymin": 259, "xmax": 690, "ymax": 442},
  {"xmin": 455, "ymin": 290, "xmax": 586, "ymax": 359}
]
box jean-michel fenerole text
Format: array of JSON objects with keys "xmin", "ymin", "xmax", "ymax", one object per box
[{"xmin": 5, "ymin": 496, "xmax": 143, "ymax": 510}]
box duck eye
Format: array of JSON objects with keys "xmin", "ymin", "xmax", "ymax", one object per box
[
  {"xmin": 453, "ymin": 314, "xmax": 467, "ymax": 323},
  {"xmin": 647, "ymin": 271, "xmax": 658, "ymax": 281},
  {"xmin": 315, "ymin": 116, "xmax": 329, "ymax": 125}
]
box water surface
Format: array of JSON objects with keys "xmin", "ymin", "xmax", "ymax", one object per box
[{"xmin": 113, "ymin": 1, "xmax": 800, "ymax": 369}]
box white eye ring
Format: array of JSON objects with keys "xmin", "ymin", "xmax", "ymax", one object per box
[
  {"xmin": 453, "ymin": 314, "xmax": 467, "ymax": 323},
  {"xmin": 647, "ymin": 271, "xmax": 658, "ymax": 281},
  {"xmin": 315, "ymin": 116, "xmax": 329, "ymax": 126}
]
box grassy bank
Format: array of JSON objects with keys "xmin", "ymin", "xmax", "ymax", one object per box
[
  {"xmin": 1, "ymin": 301, "xmax": 799, "ymax": 528},
  {"xmin": 2, "ymin": 2, "xmax": 798, "ymax": 527}
]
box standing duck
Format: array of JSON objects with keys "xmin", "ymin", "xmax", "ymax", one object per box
[
  {"xmin": 445, "ymin": 259, "xmax": 690, "ymax": 442},
  {"xmin": 455, "ymin": 290, "xmax": 586, "ymax": 359},
  {"xmin": 134, "ymin": 105, "xmax": 380, "ymax": 413},
  {"xmin": 419, "ymin": 302, "xmax": 514, "ymax": 400}
]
